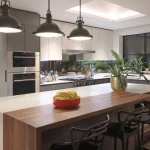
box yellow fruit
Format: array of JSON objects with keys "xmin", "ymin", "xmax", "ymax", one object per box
[
  {"xmin": 54, "ymin": 97, "xmax": 63, "ymax": 100},
  {"xmin": 55, "ymin": 92, "xmax": 70, "ymax": 98},
  {"xmin": 67, "ymin": 90, "xmax": 78, "ymax": 99}
]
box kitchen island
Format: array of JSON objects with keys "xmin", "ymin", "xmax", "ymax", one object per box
[{"xmin": 1, "ymin": 83, "xmax": 150, "ymax": 150}]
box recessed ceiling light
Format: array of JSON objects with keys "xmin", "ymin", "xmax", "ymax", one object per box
[{"xmin": 67, "ymin": 0, "xmax": 145, "ymax": 22}]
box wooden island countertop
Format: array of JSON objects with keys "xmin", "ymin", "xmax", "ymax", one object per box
[{"xmin": 2, "ymin": 83, "xmax": 150, "ymax": 150}]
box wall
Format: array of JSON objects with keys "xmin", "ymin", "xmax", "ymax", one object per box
[{"xmin": 113, "ymin": 24, "xmax": 150, "ymax": 57}]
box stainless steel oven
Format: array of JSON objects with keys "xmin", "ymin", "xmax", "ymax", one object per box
[
  {"xmin": 7, "ymin": 51, "xmax": 40, "ymax": 72},
  {"xmin": 7, "ymin": 71, "xmax": 40, "ymax": 96}
]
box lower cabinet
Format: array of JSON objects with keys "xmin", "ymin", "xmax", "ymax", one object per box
[
  {"xmin": 40, "ymin": 82, "xmax": 74, "ymax": 92},
  {"xmin": 95, "ymin": 78, "xmax": 110, "ymax": 84}
]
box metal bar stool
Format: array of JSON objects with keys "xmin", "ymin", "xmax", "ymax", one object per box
[
  {"xmin": 50, "ymin": 115, "xmax": 110, "ymax": 150},
  {"xmin": 139, "ymin": 101, "xmax": 150, "ymax": 143},
  {"xmin": 103, "ymin": 104, "xmax": 145, "ymax": 150}
]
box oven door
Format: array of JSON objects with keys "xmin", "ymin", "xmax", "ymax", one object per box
[
  {"xmin": 7, "ymin": 72, "xmax": 40, "ymax": 96},
  {"xmin": 7, "ymin": 51, "xmax": 40, "ymax": 72}
]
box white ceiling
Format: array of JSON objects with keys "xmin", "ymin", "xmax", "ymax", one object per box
[{"xmin": 9, "ymin": 0, "xmax": 150, "ymax": 30}]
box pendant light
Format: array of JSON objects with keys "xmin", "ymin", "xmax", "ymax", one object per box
[
  {"xmin": 33, "ymin": 0, "xmax": 64, "ymax": 38},
  {"xmin": 67, "ymin": 0, "xmax": 93, "ymax": 41},
  {"xmin": 0, "ymin": 0, "xmax": 23, "ymax": 33}
]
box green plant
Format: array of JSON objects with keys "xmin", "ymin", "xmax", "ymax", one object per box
[{"xmin": 106, "ymin": 50, "xmax": 148, "ymax": 91}]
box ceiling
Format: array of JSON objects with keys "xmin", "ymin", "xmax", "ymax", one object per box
[{"xmin": 9, "ymin": 0, "xmax": 150, "ymax": 30}]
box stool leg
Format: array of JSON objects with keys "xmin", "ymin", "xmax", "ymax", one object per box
[
  {"xmin": 126, "ymin": 138, "xmax": 129, "ymax": 150},
  {"xmin": 141, "ymin": 123, "xmax": 144, "ymax": 144},
  {"xmin": 138, "ymin": 130, "xmax": 143, "ymax": 150},
  {"xmin": 114, "ymin": 137, "xmax": 117, "ymax": 150},
  {"xmin": 122, "ymin": 135, "xmax": 126, "ymax": 150}
]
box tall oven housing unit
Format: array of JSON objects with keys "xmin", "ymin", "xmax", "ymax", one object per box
[{"xmin": 7, "ymin": 51, "xmax": 40, "ymax": 96}]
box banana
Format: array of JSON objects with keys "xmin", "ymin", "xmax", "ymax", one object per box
[{"xmin": 54, "ymin": 90, "xmax": 80, "ymax": 100}]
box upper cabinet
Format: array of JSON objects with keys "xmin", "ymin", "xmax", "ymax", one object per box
[
  {"xmin": 25, "ymin": 25, "xmax": 40, "ymax": 52},
  {"xmin": 82, "ymin": 26, "xmax": 92, "ymax": 50},
  {"xmin": 99, "ymin": 30, "xmax": 113, "ymax": 60},
  {"xmin": 72, "ymin": 24, "xmax": 83, "ymax": 50},
  {"xmin": 40, "ymin": 20, "xmax": 63, "ymax": 61},
  {"xmin": 62, "ymin": 22, "xmax": 73, "ymax": 50},
  {"xmin": 7, "ymin": 9, "xmax": 40, "ymax": 52},
  {"xmin": 8, "ymin": 25, "xmax": 25, "ymax": 51},
  {"xmin": 49, "ymin": 21, "xmax": 62, "ymax": 61}
]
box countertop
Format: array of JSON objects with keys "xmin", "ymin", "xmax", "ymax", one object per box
[
  {"xmin": 40, "ymin": 73, "xmax": 150, "ymax": 86},
  {"xmin": 40, "ymin": 80, "xmax": 74, "ymax": 86},
  {"xmin": 1, "ymin": 83, "xmax": 150, "ymax": 116},
  {"xmin": 5, "ymin": 92, "xmax": 150, "ymax": 129}
]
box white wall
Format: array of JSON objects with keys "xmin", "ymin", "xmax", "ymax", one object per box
[{"xmin": 113, "ymin": 24, "xmax": 150, "ymax": 57}]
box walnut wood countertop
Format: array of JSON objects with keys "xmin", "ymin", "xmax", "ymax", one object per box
[{"xmin": 4, "ymin": 92, "xmax": 150, "ymax": 131}]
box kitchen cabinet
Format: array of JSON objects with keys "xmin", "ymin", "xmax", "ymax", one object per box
[
  {"xmin": 41, "ymin": 38, "xmax": 49, "ymax": 61},
  {"xmin": 48, "ymin": 21, "xmax": 62, "ymax": 60},
  {"xmin": 82, "ymin": 26, "xmax": 92, "ymax": 50},
  {"xmin": 99, "ymin": 29, "xmax": 113, "ymax": 60},
  {"xmin": 7, "ymin": 9, "xmax": 40, "ymax": 52},
  {"xmin": 40, "ymin": 82, "xmax": 74, "ymax": 92},
  {"xmin": 41, "ymin": 20, "xmax": 63, "ymax": 61},
  {"xmin": 8, "ymin": 25, "xmax": 40, "ymax": 52},
  {"xmin": 25, "ymin": 25, "xmax": 40, "ymax": 52},
  {"xmin": 72, "ymin": 24, "xmax": 83, "ymax": 50},
  {"xmin": 11, "ymin": 9, "xmax": 40, "ymax": 26},
  {"xmin": 62, "ymin": 22, "xmax": 73, "ymax": 50},
  {"xmin": 0, "ymin": 33, "xmax": 7, "ymax": 97},
  {"xmin": 91, "ymin": 28, "xmax": 101, "ymax": 60},
  {"xmin": 8, "ymin": 25, "xmax": 25, "ymax": 51}
]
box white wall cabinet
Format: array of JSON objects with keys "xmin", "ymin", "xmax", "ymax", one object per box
[
  {"xmin": 40, "ymin": 20, "xmax": 63, "ymax": 61},
  {"xmin": 99, "ymin": 29, "xmax": 113, "ymax": 60},
  {"xmin": 62, "ymin": 22, "xmax": 73, "ymax": 50},
  {"xmin": 41, "ymin": 18, "xmax": 113, "ymax": 61}
]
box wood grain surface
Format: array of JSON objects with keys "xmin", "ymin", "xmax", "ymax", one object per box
[{"xmin": 4, "ymin": 92, "xmax": 150, "ymax": 131}]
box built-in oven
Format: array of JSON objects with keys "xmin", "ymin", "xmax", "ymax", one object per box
[
  {"xmin": 7, "ymin": 51, "xmax": 40, "ymax": 72},
  {"xmin": 7, "ymin": 72, "xmax": 40, "ymax": 96}
]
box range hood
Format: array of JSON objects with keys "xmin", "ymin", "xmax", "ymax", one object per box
[{"xmin": 62, "ymin": 49, "xmax": 95, "ymax": 55}]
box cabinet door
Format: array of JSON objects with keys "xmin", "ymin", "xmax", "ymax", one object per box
[
  {"xmin": 0, "ymin": 33, "xmax": 7, "ymax": 97},
  {"xmin": 99, "ymin": 30, "xmax": 113, "ymax": 60},
  {"xmin": 72, "ymin": 24, "xmax": 83, "ymax": 50},
  {"xmin": 40, "ymin": 37, "xmax": 49, "ymax": 61},
  {"xmin": 48, "ymin": 21, "xmax": 62, "ymax": 60},
  {"xmin": 91, "ymin": 28, "xmax": 101, "ymax": 60},
  {"xmin": 25, "ymin": 25, "xmax": 40, "ymax": 52},
  {"xmin": 62, "ymin": 22, "xmax": 73, "ymax": 50},
  {"xmin": 8, "ymin": 25, "xmax": 25, "ymax": 52},
  {"xmin": 82, "ymin": 26, "xmax": 92, "ymax": 50}
]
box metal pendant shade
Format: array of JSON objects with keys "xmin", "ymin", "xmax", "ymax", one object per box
[
  {"xmin": 67, "ymin": 0, "xmax": 93, "ymax": 41},
  {"xmin": 33, "ymin": 0, "xmax": 65, "ymax": 38},
  {"xmin": 0, "ymin": 0, "xmax": 23, "ymax": 33}
]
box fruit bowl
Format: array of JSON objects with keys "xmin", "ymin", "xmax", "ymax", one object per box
[{"xmin": 53, "ymin": 98, "xmax": 80, "ymax": 109}]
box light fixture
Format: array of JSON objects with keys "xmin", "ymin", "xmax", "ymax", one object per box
[
  {"xmin": 67, "ymin": 0, "xmax": 93, "ymax": 41},
  {"xmin": 33, "ymin": 0, "xmax": 64, "ymax": 38},
  {"xmin": 0, "ymin": 0, "xmax": 23, "ymax": 33}
]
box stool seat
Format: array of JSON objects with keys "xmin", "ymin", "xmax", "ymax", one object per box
[
  {"xmin": 140, "ymin": 115, "xmax": 150, "ymax": 123},
  {"xmin": 105, "ymin": 122, "xmax": 138, "ymax": 138},
  {"xmin": 51, "ymin": 142, "xmax": 98, "ymax": 150}
]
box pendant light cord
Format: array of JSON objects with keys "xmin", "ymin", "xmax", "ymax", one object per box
[
  {"xmin": 79, "ymin": 0, "xmax": 81, "ymax": 18},
  {"xmin": 48, "ymin": 0, "xmax": 50, "ymax": 13}
]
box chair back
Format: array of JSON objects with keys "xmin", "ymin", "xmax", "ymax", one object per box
[
  {"xmin": 118, "ymin": 104, "xmax": 145, "ymax": 133},
  {"xmin": 70, "ymin": 115, "xmax": 110, "ymax": 150}
]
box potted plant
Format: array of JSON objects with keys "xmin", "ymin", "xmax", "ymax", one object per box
[{"xmin": 107, "ymin": 50, "xmax": 148, "ymax": 91}]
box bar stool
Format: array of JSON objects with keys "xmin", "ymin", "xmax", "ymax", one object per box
[
  {"xmin": 139, "ymin": 102, "xmax": 150, "ymax": 143},
  {"xmin": 50, "ymin": 115, "xmax": 110, "ymax": 150},
  {"xmin": 103, "ymin": 105, "xmax": 145, "ymax": 150}
]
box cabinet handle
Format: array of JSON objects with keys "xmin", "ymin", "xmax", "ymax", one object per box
[{"xmin": 5, "ymin": 70, "xmax": 7, "ymax": 82}]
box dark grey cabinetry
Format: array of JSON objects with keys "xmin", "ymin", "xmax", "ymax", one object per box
[
  {"xmin": 25, "ymin": 26, "xmax": 40, "ymax": 52},
  {"xmin": 8, "ymin": 25, "xmax": 25, "ymax": 51},
  {"xmin": 7, "ymin": 9, "xmax": 40, "ymax": 52}
]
